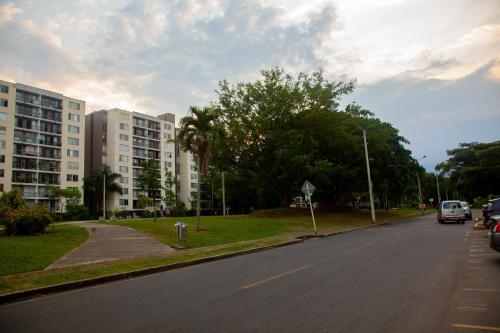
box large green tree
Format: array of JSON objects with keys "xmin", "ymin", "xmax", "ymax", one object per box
[
  {"xmin": 177, "ymin": 106, "xmax": 220, "ymax": 231},
  {"xmin": 210, "ymin": 68, "xmax": 417, "ymax": 211},
  {"xmin": 136, "ymin": 159, "xmax": 162, "ymax": 222},
  {"xmin": 436, "ymin": 141, "xmax": 500, "ymax": 200}
]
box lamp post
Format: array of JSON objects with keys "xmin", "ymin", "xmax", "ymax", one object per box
[
  {"xmin": 416, "ymin": 156, "xmax": 426, "ymax": 216},
  {"xmin": 363, "ymin": 130, "xmax": 376, "ymax": 223},
  {"xmin": 435, "ymin": 173, "xmax": 441, "ymax": 205}
]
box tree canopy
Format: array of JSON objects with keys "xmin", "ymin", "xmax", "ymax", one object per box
[
  {"xmin": 436, "ymin": 141, "xmax": 500, "ymax": 200},
  {"xmin": 208, "ymin": 68, "xmax": 420, "ymax": 212}
]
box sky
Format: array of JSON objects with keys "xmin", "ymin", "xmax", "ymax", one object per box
[{"xmin": 0, "ymin": 0, "xmax": 499, "ymax": 170}]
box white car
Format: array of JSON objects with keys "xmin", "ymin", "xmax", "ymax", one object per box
[{"xmin": 438, "ymin": 200, "xmax": 465, "ymax": 224}]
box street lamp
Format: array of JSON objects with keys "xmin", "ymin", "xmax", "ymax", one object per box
[
  {"xmin": 363, "ymin": 130, "xmax": 376, "ymax": 223},
  {"xmin": 416, "ymin": 156, "xmax": 426, "ymax": 216},
  {"xmin": 434, "ymin": 173, "xmax": 441, "ymax": 206}
]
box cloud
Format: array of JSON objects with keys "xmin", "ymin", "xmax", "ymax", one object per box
[
  {"xmin": 0, "ymin": 2, "xmax": 23, "ymax": 23},
  {"xmin": 345, "ymin": 60, "xmax": 500, "ymax": 169}
]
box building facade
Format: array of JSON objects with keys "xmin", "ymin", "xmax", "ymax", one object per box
[
  {"xmin": 85, "ymin": 109, "xmax": 176, "ymax": 213},
  {"xmin": 175, "ymin": 138, "xmax": 199, "ymax": 210},
  {"xmin": 0, "ymin": 80, "xmax": 85, "ymax": 209}
]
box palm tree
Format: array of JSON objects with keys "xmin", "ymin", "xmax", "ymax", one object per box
[
  {"xmin": 177, "ymin": 106, "xmax": 220, "ymax": 231},
  {"xmin": 83, "ymin": 165, "xmax": 123, "ymax": 216}
]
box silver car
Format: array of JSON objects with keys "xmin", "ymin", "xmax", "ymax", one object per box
[
  {"xmin": 460, "ymin": 201, "xmax": 472, "ymax": 220},
  {"xmin": 438, "ymin": 200, "xmax": 465, "ymax": 224}
]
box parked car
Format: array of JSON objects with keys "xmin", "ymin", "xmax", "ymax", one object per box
[
  {"xmin": 438, "ymin": 200, "xmax": 465, "ymax": 224},
  {"xmin": 488, "ymin": 215, "xmax": 500, "ymax": 252},
  {"xmin": 483, "ymin": 198, "xmax": 500, "ymax": 227},
  {"xmin": 460, "ymin": 201, "xmax": 472, "ymax": 220}
]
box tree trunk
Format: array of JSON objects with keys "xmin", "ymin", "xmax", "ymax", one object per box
[
  {"xmin": 195, "ymin": 155, "xmax": 201, "ymax": 232},
  {"xmin": 153, "ymin": 193, "xmax": 157, "ymax": 223}
]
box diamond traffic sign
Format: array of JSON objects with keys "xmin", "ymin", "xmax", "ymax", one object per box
[{"xmin": 301, "ymin": 180, "xmax": 315, "ymax": 196}]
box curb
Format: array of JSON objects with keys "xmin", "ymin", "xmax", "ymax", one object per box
[{"xmin": 0, "ymin": 213, "xmax": 429, "ymax": 305}]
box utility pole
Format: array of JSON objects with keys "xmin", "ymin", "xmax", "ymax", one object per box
[
  {"xmin": 416, "ymin": 172, "xmax": 424, "ymax": 215},
  {"xmin": 435, "ymin": 173, "xmax": 441, "ymax": 205},
  {"xmin": 222, "ymin": 171, "xmax": 226, "ymax": 216},
  {"xmin": 363, "ymin": 130, "xmax": 376, "ymax": 223},
  {"xmin": 102, "ymin": 173, "xmax": 106, "ymax": 220}
]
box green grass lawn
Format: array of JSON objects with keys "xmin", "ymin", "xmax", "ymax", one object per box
[
  {"xmin": 104, "ymin": 208, "xmax": 428, "ymax": 249},
  {"xmin": 0, "ymin": 224, "xmax": 88, "ymax": 276}
]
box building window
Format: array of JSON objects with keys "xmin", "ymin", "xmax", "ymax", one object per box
[
  {"xmin": 0, "ymin": 126, "xmax": 6, "ymax": 135},
  {"xmin": 69, "ymin": 101, "xmax": 80, "ymax": 110},
  {"xmin": 123, "ymin": 188, "xmax": 129, "ymax": 195},
  {"xmin": 0, "ymin": 169, "xmax": 4, "ymax": 177},
  {"xmin": 119, "ymin": 176, "xmax": 129, "ymax": 184},
  {"xmin": 164, "ymin": 161, "xmax": 172, "ymax": 168},
  {"xmin": 164, "ymin": 133, "xmax": 172, "ymax": 140},
  {"xmin": 0, "ymin": 113, "xmax": 6, "ymax": 121},
  {"xmin": 66, "ymin": 174, "xmax": 78, "ymax": 182},
  {"xmin": 119, "ymin": 134, "xmax": 129, "ymax": 141},
  {"xmin": 68, "ymin": 113, "xmax": 80, "ymax": 122},
  {"xmin": 119, "ymin": 144, "xmax": 129, "ymax": 153},
  {"xmin": 119, "ymin": 155, "xmax": 129, "ymax": 162},
  {"xmin": 67, "ymin": 149, "xmax": 79, "ymax": 157},
  {"xmin": 0, "ymin": 99, "xmax": 7, "ymax": 107},
  {"xmin": 164, "ymin": 143, "xmax": 172, "ymax": 150},
  {"xmin": 120, "ymin": 113, "xmax": 129, "ymax": 120},
  {"xmin": 165, "ymin": 152, "xmax": 172, "ymax": 158},
  {"xmin": 119, "ymin": 199, "xmax": 129, "ymax": 206},
  {"xmin": 0, "ymin": 184, "xmax": 3, "ymax": 192},
  {"xmin": 0, "ymin": 140, "xmax": 5, "ymax": 149},
  {"xmin": 67, "ymin": 137, "xmax": 79, "ymax": 145},
  {"xmin": 0, "ymin": 155, "xmax": 4, "ymax": 163},
  {"xmin": 68, "ymin": 125, "xmax": 80, "ymax": 134},
  {"xmin": 67, "ymin": 162, "xmax": 79, "ymax": 169},
  {"xmin": 119, "ymin": 123, "xmax": 129, "ymax": 130},
  {"xmin": 119, "ymin": 166, "xmax": 128, "ymax": 173},
  {"xmin": 191, "ymin": 182, "xmax": 197, "ymax": 189},
  {"xmin": 191, "ymin": 174, "xmax": 198, "ymax": 180},
  {"xmin": 0, "ymin": 85, "xmax": 8, "ymax": 94}
]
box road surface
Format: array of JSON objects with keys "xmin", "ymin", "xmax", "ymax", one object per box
[{"xmin": 1, "ymin": 212, "xmax": 499, "ymax": 332}]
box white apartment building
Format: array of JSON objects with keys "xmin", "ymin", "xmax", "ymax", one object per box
[
  {"xmin": 0, "ymin": 80, "xmax": 85, "ymax": 210},
  {"xmin": 85, "ymin": 109, "xmax": 176, "ymax": 213},
  {"xmin": 175, "ymin": 139, "xmax": 199, "ymax": 210}
]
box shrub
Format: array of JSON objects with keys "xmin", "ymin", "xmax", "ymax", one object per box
[
  {"xmin": 3, "ymin": 206, "xmax": 54, "ymax": 236},
  {"xmin": 64, "ymin": 204, "xmax": 91, "ymax": 221}
]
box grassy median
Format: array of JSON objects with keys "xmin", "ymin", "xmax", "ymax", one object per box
[
  {"xmin": 0, "ymin": 224, "xmax": 88, "ymax": 276},
  {"xmin": 103, "ymin": 208, "xmax": 426, "ymax": 249}
]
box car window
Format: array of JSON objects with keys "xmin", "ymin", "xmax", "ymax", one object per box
[{"xmin": 443, "ymin": 202, "xmax": 461, "ymax": 209}]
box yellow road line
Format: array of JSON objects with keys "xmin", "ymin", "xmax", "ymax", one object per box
[
  {"xmin": 462, "ymin": 288, "xmax": 500, "ymax": 292},
  {"xmin": 241, "ymin": 265, "xmax": 309, "ymax": 290},
  {"xmin": 452, "ymin": 323, "xmax": 500, "ymax": 331}
]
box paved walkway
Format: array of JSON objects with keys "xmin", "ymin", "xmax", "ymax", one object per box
[{"xmin": 47, "ymin": 222, "xmax": 175, "ymax": 269}]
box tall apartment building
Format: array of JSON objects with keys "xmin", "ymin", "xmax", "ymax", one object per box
[
  {"xmin": 175, "ymin": 137, "xmax": 199, "ymax": 210},
  {"xmin": 0, "ymin": 80, "xmax": 85, "ymax": 209},
  {"xmin": 85, "ymin": 109, "xmax": 176, "ymax": 213}
]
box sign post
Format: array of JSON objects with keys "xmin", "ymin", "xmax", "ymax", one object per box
[{"xmin": 301, "ymin": 180, "xmax": 317, "ymax": 234}]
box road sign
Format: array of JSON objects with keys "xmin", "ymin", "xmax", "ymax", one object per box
[
  {"xmin": 301, "ymin": 180, "xmax": 317, "ymax": 234},
  {"xmin": 301, "ymin": 180, "xmax": 315, "ymax": 196}
]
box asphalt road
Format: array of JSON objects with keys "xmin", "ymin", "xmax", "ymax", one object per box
[{"xmin": 1, "ymin": 212, "xmax": 499, "ymax": 333}]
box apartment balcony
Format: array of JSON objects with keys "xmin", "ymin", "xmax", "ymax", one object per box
[
  {"xmin": 40, "ymin": 96, "xmax": 63, "ymax": 110},
  {"xmin": 15, "ymin": 104, "xmax": 40, "ymax": 118},
  {"xmin": 14, "ymin": 130, "xmax": 37, "ymax": 144},
  {"xmin": 39, "ymin": 122, "xmax": 62, "ymax": 135},
  {"xmin": 41, "ymin": 109, "xmax": 62, "ymax": 122}
]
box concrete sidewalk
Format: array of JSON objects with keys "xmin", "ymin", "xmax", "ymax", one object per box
[{"xmin": 47, "ymin": 222, "xmax": 175, "ymax": 269}]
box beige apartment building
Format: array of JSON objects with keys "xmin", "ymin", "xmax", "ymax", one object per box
[
  {"xmin": 85, "ymin": 109, "xmax": 177, "ymax": 213},
  {"xmin": 175, "ymin": 134, "xmax": 199, "ymax": 210},
  {"xmin": 0, "ymin": 80, "xmax": 85, "ymax": 210}
]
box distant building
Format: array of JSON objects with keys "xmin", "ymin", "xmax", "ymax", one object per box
[
  {"xmin": 175, "ymin": 130, "xmax": 199, "ymax": 210},
  {"xmin": 85, "ymin": 109, "xmax": 176, "ymax": 213},
  {"xmin": 0, "ymin": 80, "xmax": 85, "ymax": 210}
]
